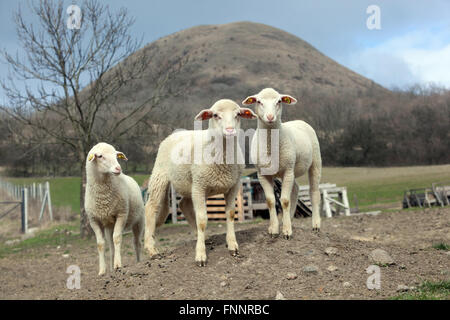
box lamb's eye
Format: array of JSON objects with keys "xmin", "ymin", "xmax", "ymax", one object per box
[
  {"xmin": 278, "ymin": 99, "xmax": 281, "ymax": 104},
  {"xmin": 213, "ymin": 114, "xmax": 220, "ymax": 119},
  {"xmin": 98, "ymin": 155, "xmax": 102, "ymax": 158}
]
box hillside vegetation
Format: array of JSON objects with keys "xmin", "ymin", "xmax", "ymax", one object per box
[{"xmin": 1, "ymin": 22, "xmax": 449, "ymax": 176}]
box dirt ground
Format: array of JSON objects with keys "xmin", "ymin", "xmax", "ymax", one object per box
[{"xmin": 0, "ymin": 208, "xmax": 449, "ymax": 300}]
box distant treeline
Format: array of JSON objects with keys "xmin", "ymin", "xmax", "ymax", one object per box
[{"xmin": 1, "ymin": 84, "xmax": 449, "ymax": 177}]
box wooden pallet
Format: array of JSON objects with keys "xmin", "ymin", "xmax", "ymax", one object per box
[
  {"xmin": 249, "ymin": 180, "xmax": 350, "ymax": 218},
  {"xmin": 170, "ymin": 177, "xmax": 253, "ymax": 223},
  {"xmin": 432, "ymin": 182, "xmax": 450, "ymax": 207}
]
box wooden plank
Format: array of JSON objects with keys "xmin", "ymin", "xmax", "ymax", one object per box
[
  {"xmin": 207, "ymin": 213, "xmax": 240, "ymax": 219},
  {"xmin": 325, "ymin": 196, "xmax": 348, "ymax": 209},
  {"xmin": 205, "ymin": 207, "xmax": 227, "ymax": 213},
  {"xmin": 206, "ymin": 200, "xmax": 226, "ymax": 205},
  {"xmin": 342, "ymin": 188, "xmax": 350, "ymax": 216},
  {"xmin": 322, "ymin": 189, "xmax": 332, "ymax": 218}
]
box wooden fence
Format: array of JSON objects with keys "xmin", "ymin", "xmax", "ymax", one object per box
[{"xmin": 169, "ymin": 177, "xmax": 253, "ymax": 223}]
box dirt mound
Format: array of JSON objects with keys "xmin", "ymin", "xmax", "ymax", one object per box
[{"xmin": 0, "ymin": 208, "xmax": 448, "ymax": 300}]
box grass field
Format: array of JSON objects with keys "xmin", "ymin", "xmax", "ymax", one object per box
[
  {"xmin": 2, "ymin": 175, "xmax": 148, "ymax": 214},
  {"xmin": 3, "ymin": 164, "xmax": 450, "ymax": 214},
  {"xmin": 303, "ymin": 165, "xmax": 450, "ymax": 210}
]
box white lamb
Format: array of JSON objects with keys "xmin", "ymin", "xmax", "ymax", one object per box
[
  {"xmin": 144, "ymin": 99, "xmax": 257, "ymax": 266},
  {"xmin": 242, "ymin": 88, "xmax": 322, "ymax": 238},
  {"xmin": 85, "ymin": 142, "xmax": 144, "ymax": 275}
]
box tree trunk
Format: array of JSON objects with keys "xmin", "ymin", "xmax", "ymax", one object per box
[{"xmin": 79, "ymin": 160, "xmax": 93, "ymax": 238}]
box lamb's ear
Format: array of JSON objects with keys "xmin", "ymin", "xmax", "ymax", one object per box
[
  {"xmin": 242, "ymin": 96, "xmax": 258, "ymax": 105},
  {"xmin": 280, "ymin": 95, "xmax": 297, "ymax": 105},
  {"xmin": 239, "ymin": 108, "xmax": 258, "ymax": 119},
  {"xmin": 116, "ymin": 151, "xmax": 128, "ymax": 161},
  {"xmin": 194, "ymin": 109, "xmax": 213, "ymax": 121}
]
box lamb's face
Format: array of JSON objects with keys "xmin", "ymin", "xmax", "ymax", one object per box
[
  {"xmin": 242, "ymin": 88, "xmax": 297, "ymax": 126},
  {"xmin": 87, "ymin": 142, "xmax": 128, "ymax": 176},
  {"xmin": 195, "ymin": 99, "xmax": 257, "ymax": 136}
]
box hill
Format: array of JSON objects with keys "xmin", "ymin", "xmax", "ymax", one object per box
[{"xmin": 117, "ymin": 21, "xmax": 386, "ymax": 124}]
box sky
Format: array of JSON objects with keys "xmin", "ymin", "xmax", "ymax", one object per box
[{"xmin": 0, "ymin": 0, "xmax": 449, "ymax": 102}]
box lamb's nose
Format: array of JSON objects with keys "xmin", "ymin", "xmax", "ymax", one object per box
[
  {"xmin": 115, "ymin": 166, "xmax": 121, "ymax": 172},
  {"xmin": 267, "ymin": 114, "xmax": 274, "ymax": 121},
  {"xmin": 226, "ymin": 127, "xmax": 235, "ymax": 133}
]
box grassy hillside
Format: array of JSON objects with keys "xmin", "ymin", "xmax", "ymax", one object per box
[
  {"xmin": 4, "ymin": 164, "xmax": 450, "ymax": 214},
  {"xmin": 113, "ymin": 21, "xmax": 386, "ymax": 128}
]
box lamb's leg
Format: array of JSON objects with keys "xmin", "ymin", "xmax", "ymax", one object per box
[
  {"xmin": 104, "ymin": 226, "xmax": 114, "ymax": 272},
  {"xmin": 258, "ymin": 173, "xmax": 278, "ymax": 237},
  {"xmin": 192, "ymin": 184, "xmax": 207, "ymax": 266},
  {"xmin": 179, "ymin": 197, "xmax": 197, "ymax": 231},
  {"xmin": 280, "ymin": 169, "xmax": 295, "ymax": 239},
  {"xmin": 290, "ymin": 181, "xmax": 299, "ymax": 219},
  {"xmin": 89, "ymin": 219, "xmax": 106, "ymax": 276},
  {"xmin": 309, "ymin": 162, "xmax": 322, "ymax": 231},
  {"xmin": 112, "ymin": 214, "xmax": 126, "ymax": 270},
  {"xmin": 132, "ymin": 217, "xmax": 143, "ymax": 262},
  {"xmin": 144, "ymin": 174, "xmax": 169, "ymax": 257},
  {"xmin": 224, "ymin": 183, "xmax": 240, "ymax": 256}
]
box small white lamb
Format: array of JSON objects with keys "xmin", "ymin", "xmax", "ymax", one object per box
[
  {"xmin": 144, "ymin": 99, "xmax": 257, "ymax": 266},
  {"xmin": 85, "ymin": 142, "xmax": 144, "ymax": 275},
  {"xmin": 243, "ymin": 88, "xmax": 322, "ymax": 238}
]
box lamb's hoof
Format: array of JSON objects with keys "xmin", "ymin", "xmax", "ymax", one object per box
[
  {"xmin": 98, "ymin": 270, "xmax": 106, "ymax": 276},
  {"xmin": 229, "ymin": 249, "xmax": 239, "ymax": 257},
  {"xmin": 196, "ymin": 260, "xmax": 207, "ymax": 267},
  {"xmin": 268, "ymin": 232, "xmax": 279, "ymax": 238},
  {"xmin": 149, "ymin": 253, "xmax": 163, "ymax": 260},
  {"xmin": 282, "ymin": 234, "xmax": 292, "ymax": 240},
  {"xmin": 146, "ymin": 247, "xmax": 160, "ymax": 258},
  {"xmin": 312, "ymin": 227, "xmax": 320, "ymax": 232}
]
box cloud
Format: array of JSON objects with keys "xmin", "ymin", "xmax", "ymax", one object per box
[{"xmin": 345, "ymin": 26, "xmax": 450, "ymax": 88}]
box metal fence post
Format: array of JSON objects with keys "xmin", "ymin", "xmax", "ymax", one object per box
[
  {"xmin": 46, "ymin": 181, "xmax": 53, "ymax": 221},
  {"xmin": 21, "ymin": 188, "xmax": 28, "ymax": 234}
]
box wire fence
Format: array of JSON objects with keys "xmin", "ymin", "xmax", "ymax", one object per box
[{"xmin": 0, "ymin": 179, "xmax": 53, "ymax": 234}]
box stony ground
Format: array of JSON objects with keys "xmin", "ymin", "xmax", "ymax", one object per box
[{"xmin": 0, "ymin": 208, "xmax": 449, "ymax": 300}]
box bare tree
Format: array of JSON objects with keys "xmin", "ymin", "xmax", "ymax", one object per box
[{"xmin": 1, "ymin": 0, "xmax": 184, "ymax": 236}]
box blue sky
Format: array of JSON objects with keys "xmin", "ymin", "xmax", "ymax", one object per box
[{"xmin": 1, "ymin": 0, "xmax": 450, "ymax": 101}]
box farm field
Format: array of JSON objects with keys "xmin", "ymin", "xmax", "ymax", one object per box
[
  {"xmin": 5, "ymin": 164, "xmax": 450, "ymax": 213},
  {"xmin": 0, "ymin": 207, "xmax": 448, "ymax": 299}
]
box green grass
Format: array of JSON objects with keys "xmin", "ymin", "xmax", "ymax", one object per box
[
  {"xmin": 391, "ymin": 280, "xmax": 450, "ymax": 300},
  {"xmin": 296, "ymin": 164, "xmax": 450, "ymax": 210},
  {"xmin": 5, "ymin": 176, "xmax": 82, "ymax": 213},
  {"xmin": 4, "ymin": 164, "xmax": 450, "ymax": 214},
  {"xmin": 0, "ymin": 222, "xmax": 85, "ymax": 258},
  {"xmin": 4, "ymin": 174, "xmax": 149, "ymax": 214},
  {"xmin": 432, "ymin": 242, "xmax": 450, "ymax": 251}
]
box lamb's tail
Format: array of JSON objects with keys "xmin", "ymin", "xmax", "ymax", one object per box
[{"xmin": 145, "ymin": 172, "xmax": 170, "ymax": 228}]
